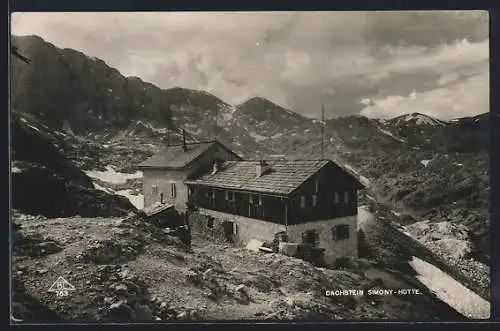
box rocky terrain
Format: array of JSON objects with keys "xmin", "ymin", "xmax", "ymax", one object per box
[
  {"xmin": 12, "ymin": 209, "xmax": 472, "ymax": 322},
  {"xmin": 269, "ymin": 113, "xmax": 490, "ymax": 264},
  {"xmin": 361, "ymin": 195, "xmax": 489, "ymax": 303},
  {"xmin": 11, "ymin": 111, "xmax": 137, "ymax": 218},
  {"xmin": 10, "ymin": 34, "xmax": 491, "ymax": 322}
]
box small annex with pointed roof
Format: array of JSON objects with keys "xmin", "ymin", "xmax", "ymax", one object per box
[{"xmin": 138, "ymin": 137, "xmax": 242, "ymax": 211}]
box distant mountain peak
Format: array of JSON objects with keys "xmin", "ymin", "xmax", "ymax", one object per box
[
  {"xmin": 392, "ymin": 112, "xmax": 446, "ymax": 127},
  {"xmin": 239, "ymin": 96, "xmax": 279, "ymax": 107},
  {"xmin": 236, "ymin": 97, "xmax": 307, "ymax": 126}
]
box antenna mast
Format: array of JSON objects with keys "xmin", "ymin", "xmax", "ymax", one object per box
[
  {"xmin": 321, "ymin": 104, "xmax": 325, "ymax": 160},
  {"xmin": 214, "ymin": 108, "xmax": 218, "ymax": 140}
]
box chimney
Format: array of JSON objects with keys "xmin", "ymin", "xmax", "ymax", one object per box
[
  {"xmin": 211, "ymin": 160, "xmax": 220, "ymax": 175},
  {"xmin": 256, "ymin": 160, "xmax": 269, "ymax": 177},
  {"xmin": 182, "ymin": 129, "xmax": 187, "ymax": 151}
]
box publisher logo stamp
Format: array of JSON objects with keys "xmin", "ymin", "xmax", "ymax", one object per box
[{"xmin": 48, "ymin": 276, "xmax": 75, "ymax": 297}]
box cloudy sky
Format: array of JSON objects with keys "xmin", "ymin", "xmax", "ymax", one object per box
[{"xmin": 11, "ymin": 11, "xmax": 489, "ymax": 119}]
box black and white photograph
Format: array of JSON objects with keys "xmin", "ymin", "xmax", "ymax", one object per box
[{"xmin": 10, "ymin": 11, "xmax": 490, "ymax": 322}]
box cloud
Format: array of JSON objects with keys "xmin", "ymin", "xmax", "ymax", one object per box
[
  {"xmin": 11, "ymin": 11, "xmax": 489, "ymax": 119},
  {"xmin": 360, "ymin": 70, "xmax": 489, "ymax": 119}
]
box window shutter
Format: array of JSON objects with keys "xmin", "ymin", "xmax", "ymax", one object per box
[
  {"xmin": 300, "ymin": 196, "xmax": 306, "ymax": 208},
  {"xmin": 171, "ymin": 183, "xmax": 176, "ymax": 198},
  {"xmin": 344, "ymin": 191, "xmax": 349, "ymax": 203},
  {"xmin": 334, "ymin": 191, "xmax": 339, "ymax": 204},
  {"xmin": 312, "ymin": 194, "xmax": 317, "ymax": 207}
]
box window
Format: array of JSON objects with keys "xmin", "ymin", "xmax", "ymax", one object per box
[
  {"xmin": 312, "ymin": 194, "xmax": 317, "ymax": 207},
  {"xmin": 250, "ymin": 194, "xmax": 261, "ymax": 205},
  {"xmin": 315, "ymin": 179, "xmax": 319, "ymax": 193},
  {"xmin": 334, "ymin": 191, "xmax": 339, "ymax": 204},
  {"xmin": 344, "ymin": 191, "xmax": 349, "ymax": 203},
  {"xmin": 300, "ymin": 196, "xmax": 306, "ymax": 208},
  {"xmin": 152, "ymin": 185, "xmax": 158, "ymax": 195},
  {"xmin": 171, "ymin": 183, "xmax": 177, "ymax": 198},
  {"xmin": 303, "ymin": 230, "xmax": 319, "ymax": 245},
  {"xmin": 225, "ymin": 191, "xmax": 235, "ymax": 201},
  {"xmin": 211, "ymin": 189, "xmax": 216, "ymax": 199},
  {"xmin": 332, "ymin": 224, "xmax": 349, "ymax": 240}
]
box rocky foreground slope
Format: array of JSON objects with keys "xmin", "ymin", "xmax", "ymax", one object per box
[{"xmin": 11, "ymin": 209, "xmax": 469, "ymax": 323}]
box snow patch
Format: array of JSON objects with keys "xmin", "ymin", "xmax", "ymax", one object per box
[
  {"xmin": 402, "ymin": 113, "xmax": 444, "ymax": 126},
  {"xmin": 391, "ymin": 210, "xmax": 401, "ymax": 217},
  {"xmin": 116, "ymin": 189, "xmax": 144, "ymax": 210},
  {"xmin": 12, "ymin": 166, "xmax": 23, "ymax": 174},
  {"xmin": 93, "ymin": 183, "xmax": 115, "ymax": 194},
  {"xmin": 135, "ymin": 120, "xmax": 168, "ymax": 134},
  {"xmin": 271, "ymin": 133, "xmax": 283, "ymax": 139},
  {"xmin": 343, "ymin": 164, "xmax": 359, "ymax": 175},
  {"xmin": 357, "ymin": 206, "xmax": 374, "ymax": 229},
  {"xmin": 421, "ymin": 159, "xmax": 432, "ymax": 167},
  {"xmin": 93, "ymin": 182, "xmax": 144, "ymax": 209},
  {"xmin": 379, "ymin": 129, "xmax": 405, "ymax": 143},
  {"xmin": 249, "ymin": 131, "xmax": 268, "ymax": 142},
  {"xmin": 27, "ymin": 124, "xmax": 40, "ymax": 132},
  {"xmin": 85, "ymin": 166, "xmax": 143, "ymax": 184},
  {"xmin": 359, "ymin": 176, "xmax": 370, "ymax": 188},
  {"xmin": 408, "ymin": 256, "xmax": 490, "ymax": 319}
]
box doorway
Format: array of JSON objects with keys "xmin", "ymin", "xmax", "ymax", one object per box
[{"xmin": 221, "ymin": 220, "xmax": 236, "ymax": 243}]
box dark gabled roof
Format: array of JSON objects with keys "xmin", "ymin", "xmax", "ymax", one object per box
[
  {"xmin": 185, "ymin": 160, "xmax": 332, "ymax": 195},
  {"xmin": 137, "ymin": 141, "xmax": 239, "ymax": 169}
]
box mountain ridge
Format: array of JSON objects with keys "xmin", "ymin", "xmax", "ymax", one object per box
[{"xmin": 11, "ymin": 34, "xmax": 486, "ymax": 126}]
